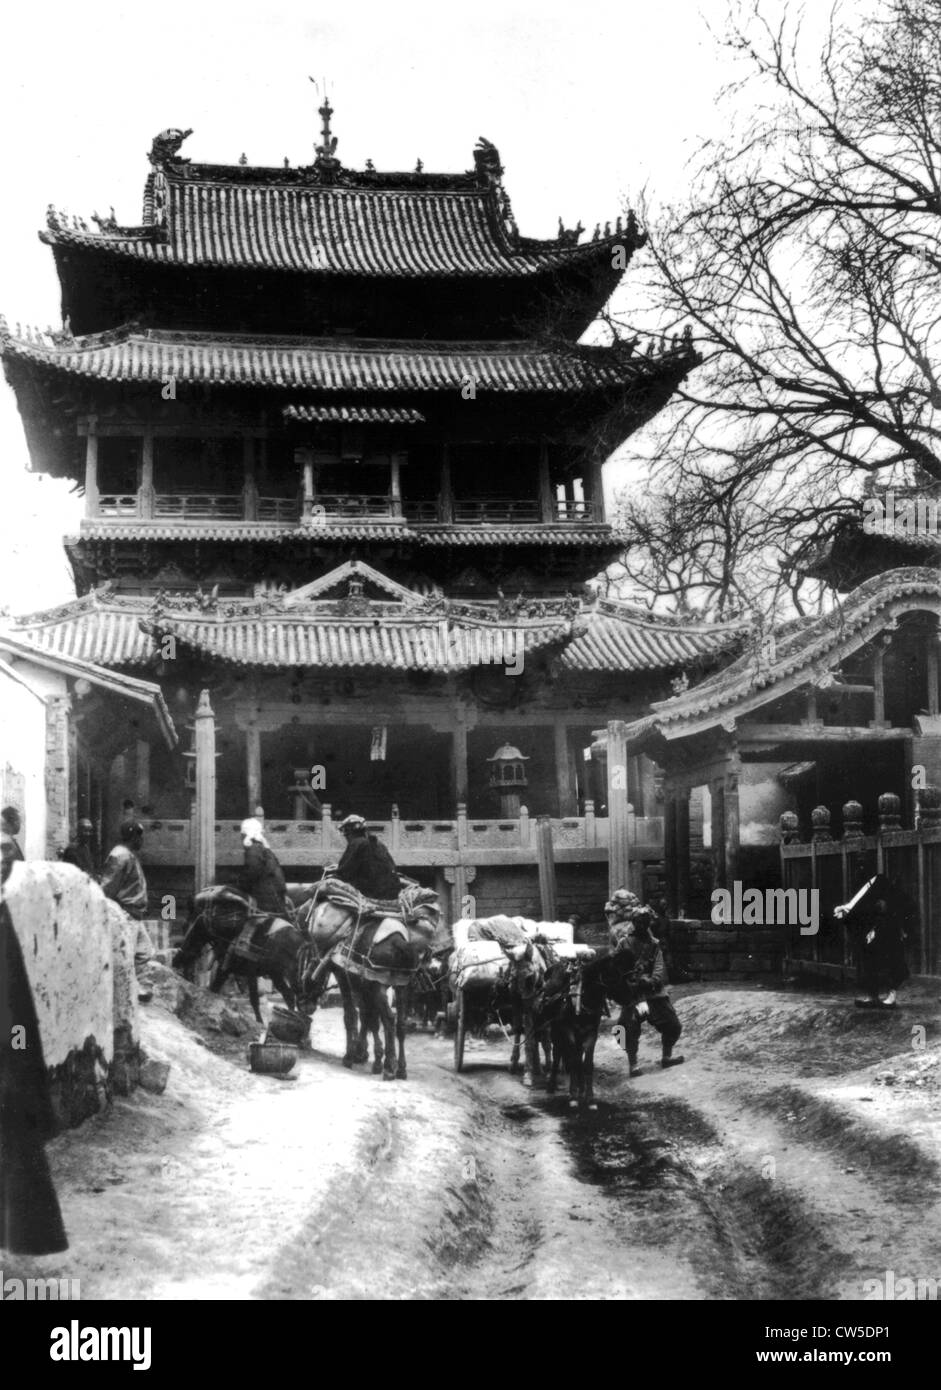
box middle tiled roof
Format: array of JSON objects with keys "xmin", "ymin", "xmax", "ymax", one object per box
[{"xmin": 1, "ymin": 325, "xmax": 679, "ymax": 395}]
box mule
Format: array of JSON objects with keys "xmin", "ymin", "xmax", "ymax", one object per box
[
  {"xmin": 543, "ymin": 952, "xmax": 624, "ymax": 1109},
  {"xmin": 299, "ymin": 881, "xmax": 439, "ymax": 1079},
  {"xmin": 499, "ymin": 940, "xmax": 548, "ymax": 1088},
  {"xmin": 173, "ymin": 886, "xmax": 308, "ymax": 1023}
]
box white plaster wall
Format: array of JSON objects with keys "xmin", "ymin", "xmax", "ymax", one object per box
[
  {"xmin": 0, "ymin": 663, "xmax": 49, "ymax": 859},
  {"xmin": 3, "ymin": 860, "xmax": 115, "ymax": 1069},
  {"xmin": 106, "ymin": 896, "xmax": 140, "ymax": 1039}
]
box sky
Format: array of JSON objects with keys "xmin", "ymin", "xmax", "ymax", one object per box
[{"xmin": 0, "ymin": 0, "xmax": 816, "ymax": 615}]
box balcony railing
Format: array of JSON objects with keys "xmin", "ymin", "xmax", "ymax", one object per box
[
  {"xmin": 257, "ymin": 496, "xmax": 301, "ymax": 522},
  {"xmin": 154, "ymin": 494, "xmax": 243, "ymax": 520},
  {"xmin": 312, "ymin": 494, "xmax": 400, "ymax": 518},
  {"xmin": 98, "ymin": 494, "xmax": 139, "ymax": 516},
  {"xmin": 454, "ymin": 499, "xmax": 541, "ymax": 524},
  {"xmin": 138, "ymin": 808, "xmax": 664, "ymax": 867},
  {"xmin": 90, "ymin": 493, "xmax": 602, "ymax": 528}
]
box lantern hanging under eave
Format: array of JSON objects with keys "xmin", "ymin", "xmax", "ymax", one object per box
[{"xmin": 486, "ymin": 743, "xmax": 529, "ymax": 818}]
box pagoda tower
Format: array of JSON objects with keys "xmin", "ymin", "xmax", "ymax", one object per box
[{"xmin": 1, "ymin": 111, "xmax": 740, "ymax": 918}]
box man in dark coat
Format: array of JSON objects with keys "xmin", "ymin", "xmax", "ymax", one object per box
[
  {"xmin": 606, "ymin": 900, "xmax": 685, "ymax": 1076},
  {"xmin": 336, "ymin": 814, "xmax": 401, "ymax": 900},
  {"xmin": 1, "ymin": 863, "xmax": 68, "ymax": 1253},
  {"xmin": 237, "ymin": 818, "xmax": 289, "ymax": 915},
  {"xmin": 835, "ymin": 874, "xmax": 909, "ymax": 1008},
  {"xmin": 1, "ymin": 806, "xmax": 25, "ymax": 862},
  {"xmin": 61, "ymin": 818, "xmax": 98, "ymax": 877}
]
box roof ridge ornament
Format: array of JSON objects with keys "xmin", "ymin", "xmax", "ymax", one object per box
[
  {"xmin": 148, "ymin": 129, "xmax": 193, "ymax": 167},
  {"xmin": 311, "ymin": 78, "xmax": 341, "ymax": 181}
]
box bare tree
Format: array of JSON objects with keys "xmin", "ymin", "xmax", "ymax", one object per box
[{"xmin": 615, "ymin": 0, "xmax": 941, "ymax": 610}]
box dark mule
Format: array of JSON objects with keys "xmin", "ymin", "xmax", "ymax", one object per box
[
  {"xmin": 173, "ymin": 886, "xmax": 308, "ymax": 1023},
  {"xmin": 543, "ymin": 947, "xmax": 638, "ymax": 1109},
  {"xmin": 499, "ymin": 940, "xmax": 548, "ymax": 1087}
]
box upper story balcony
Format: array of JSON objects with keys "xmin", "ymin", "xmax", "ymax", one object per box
[{"xmin": 80, "ymin": 425, "xmax": 608, "ymax": 535}]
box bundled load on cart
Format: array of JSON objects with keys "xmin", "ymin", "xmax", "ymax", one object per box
[{"xmin": 447, "ymin": 914, "xmax": 594, "ymax": 1073}]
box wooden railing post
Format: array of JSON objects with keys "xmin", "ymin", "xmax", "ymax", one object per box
[
  {"xmin": 536, "ymin": 815, "xmax": 557, "ymax": 921},
  {"xmin": 193, "ymin": 690, "xmax": 216, "ymax": 895}
]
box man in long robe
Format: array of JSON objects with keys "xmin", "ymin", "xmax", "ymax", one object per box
[{"xmin": 1, "ymin": 858, "xmax": 68, "ymax": 1253}]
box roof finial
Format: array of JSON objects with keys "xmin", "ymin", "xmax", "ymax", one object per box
[{"xmin": 311, "ymin": 77, "xmax": 338, "ymax": 163}]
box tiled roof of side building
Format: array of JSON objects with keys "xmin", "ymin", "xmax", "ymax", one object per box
[
  {"xmin": 40, "ymin": 147, "xmax": 641, "ymax": 280},
  {"xmin": 614, "ymin": 566, "xmax": 941, "ymax": 744},
  {"xmin": 0, "ymin": 324, "xmax": 695, "ymax": 395},
  {"xmin": 10, "ymin": 590, "xmax": 743, "ymax": 675}
]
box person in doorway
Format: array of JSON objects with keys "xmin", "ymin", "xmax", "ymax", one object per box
[
  {"xmin": 607, "ymin": 901, "xmax": 685, "ymax": 1076},
  {"xmin": 335, "ymin": 813, "xmax": 401, "ymax": 900},
  {"xmin": 1, "ymin": 806, "xmax": 25, "ymax": 862},
  {"xmin": 61, "ymin": 818, "xmax": 98, "ymax": 877}
]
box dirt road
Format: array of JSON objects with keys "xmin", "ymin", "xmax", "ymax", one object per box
[{"xmin": 7, "ymin": 969, "xmax": 941, "ymax": 1300}]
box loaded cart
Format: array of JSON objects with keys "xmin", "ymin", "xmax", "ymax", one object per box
[{"xmin": 447, "ymin": 915, "xmax": 582, "ymax": 1072}]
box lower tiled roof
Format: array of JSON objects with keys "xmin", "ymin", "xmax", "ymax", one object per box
[{"xmin": 11, "ymin": 589, "xmax": 740, "ymax": 675}]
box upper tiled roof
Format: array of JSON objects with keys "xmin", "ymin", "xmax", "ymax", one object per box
[
  {"xmin": 1, "ymin": 323, "xmax": 689, "ymax": 395},
  {"xmin": 11, "ymin": 583, "xmax": 740, "ymax": 676},
  {"xmin": 283, "ymin": 404, "xmax": 425, "ymax": 424},
  {"xmin": 614, "ymin": 567, "xmax": 941, "ymax": 745},
  {"xmin": 40, "ymin": 150, "xmax": 639, "ymax": 280}
]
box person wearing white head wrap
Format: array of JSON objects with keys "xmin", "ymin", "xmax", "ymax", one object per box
[
  {"xmin": 240, "ymin": 817, "xmax": 269, "ymax": 850},
  {"xmin": 237, "ymin": 818, "xmax": 286, "ymax": 915}
]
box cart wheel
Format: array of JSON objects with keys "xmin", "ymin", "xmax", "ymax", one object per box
[{"xmin": 454, "ymin": 989, "xmax": 467, "ymax": 1072}]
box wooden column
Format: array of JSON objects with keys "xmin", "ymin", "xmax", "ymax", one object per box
[
  {"xmin": 606, "ymin": 719, "xmax": 631, "ymax": 897},
  {"xmin": 538, "ymin": 437, "xmax": 553, "ymax": 523},
  {"xmin": 193, "ymin": 690, "xmax": 216, "ymax": 893},
  {"xmin": 135, "ymin": 739, "xmax": 150, "ymax": 811},
  {"xmin": 84, "ymin": 423, "xmax": 99, "ymax": 517},
  {"xmin": 711, "ymin": 779, "xmax": 726, "ymax": 887},
  {"xmin": 536, "ymin": 815, "xmax": 557, "ymax": 921},
  {"xmin": 243, "ymin": 437, "xmax": 258, "ymax": 520},
  {"xmin": 390, "ymin": 451, "xmax": 405, "ymax": 518},
  {"xmin": 724, "ymin": 770, "xmax": 740, "ymax": 886},
  {"xmin": 554, "ymin": 722, "xmax": 576, "ymax": 816},
  {"xmin": 927, "ymin": 639, "xmax": 939, "ymax": 716},
  {"xmin": 675, "ymin": 789, "xmax": 691, "ymax": 917},
  {"xmin": 590, "ymin": 455, "xmax": 605, "ymax": 521},
  {"xmin": 140, "ymin": 430, "xmax": 155, "ymax": 518},
  {"xmin": 440, "ymin": 443, "xmax": 454, "ymax": 524},
  {"xmin": 451, "ymin": 722, "xmax": 469, "ymax": 807},
  {"xmin": 663, "ymin": 793, "xmax": 678, "ymax": 916},
  {"xmin": 871, "ymin": 642, "xmax": 887, "ymax": 727},
  {"xmin": 245, "ymin": 723, "xmax": 261, "ymax": 815}
]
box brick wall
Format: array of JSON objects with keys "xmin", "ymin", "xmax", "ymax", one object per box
[{"xmin": 667, "ymin": 918, "xmax": 786, "ymax": 975}]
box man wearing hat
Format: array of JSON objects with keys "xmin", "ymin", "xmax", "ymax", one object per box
[
  {"xmin": 605, "ymin": 893, "xmax": 685, "ymax": 1076},
  {"xmin": 335, "ymin": 814, "xmax": 401, "ymax": 900},
  {"xmin": 101, "ymin": 820, "xmax": 149, "ymax": 921},
  {"xmin": 101, "ymin": 821, "xmax": 154, "ymax": 1000},
  {"xmin": 61, "ymin": 818, "xmax": 98, "ymax": 877}
]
